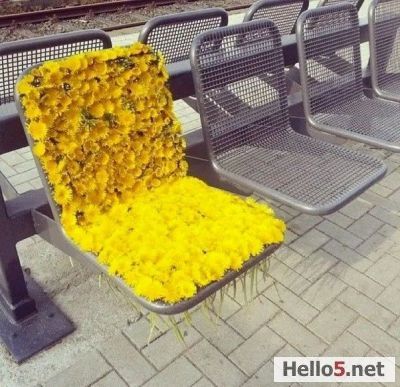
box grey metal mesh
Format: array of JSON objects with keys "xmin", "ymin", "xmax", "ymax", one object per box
[
  {"xmin": 297, "ymin": 3, "xmax": 400, "ymax": 151},
  {"xmin": 369, "ymin": 0, "xmax": 400, "ymax": 101},
  {"xmin": 243, "ymin": 0, "xmax": 308, "ymax": 36},
  {"xmin": 139, "ymin": 9, "xmax": 228, "ymax": 64},
  {"xmin": 298, "ymin": 4, "xmax": 363, "ymax": 115},
  {"xmin": 0, "ymin": 31, "xmax": 110, "ymax": 105},
  {"xmin": 191, "ymin": 20, "xmax": 386, "ymax": 214},
  {"xmin": 318, "ymin": 0, "xmax": 363, "ymax": 9}
]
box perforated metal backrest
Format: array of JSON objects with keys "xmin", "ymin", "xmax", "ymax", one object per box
[
  {"xmin": 0, "ymin": 29, "xmax": 111, "ymax": 106},
  {"xmin": 297, "ymin": 4, "xmax": 363, "ymax": 118},
  {"xmin": 243, "ymin": 0, "xmax": 309, "ymax": 36},
  {"xmin": 139, "ymin": 8, "xmax": 228, "ymax": 65},
  {"xmin": 369, "ymin": 0, "xmax": 400, "ymax": 96},
  {"xmin": 190, "ymin": 20, "xmax": 290, "ymax": 161},
  {"xmin": 317, "ymin": 0, "xmax": 364, "ymax": 10}
]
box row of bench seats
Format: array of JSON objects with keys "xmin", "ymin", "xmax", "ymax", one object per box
[
  {"xmin": 1, "ymin": 0, "xmax": 400, "ymax": 216},
  {"xmin": 137, "ymin": 0, "xmax": 365, "ymax": 65},
  {"xmin": 0, "ymin": 0, "xmax": 364, "ymax": 116},
  {"xmin": 189, "ymin": 2, "xmax": 394, "ymax": 215}
]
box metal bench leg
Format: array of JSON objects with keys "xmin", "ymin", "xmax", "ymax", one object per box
[{"xmin": 0, "ymin": 187, "xmax": 74, "ymax": 363}]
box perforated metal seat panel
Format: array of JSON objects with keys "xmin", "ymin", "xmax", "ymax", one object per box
[
  {"xmin": 191, "ymin": 20, "xmax": 386, "ymax": 214},
  {"xmin": 369, "ymin": 0, "xmax": 400, "ymax": 103},
  {"xmin": 138, "ymin": 8, "xmax": 228, "ymax": 64},
  {"xmin": 0, "ymin": 30, "xmax": 111, "ymax": 107},
  {"xmin": 297, "ymin": 3, "xmax": 400, "ymax": 152},
  {"xmin": 314, "ymin": 96, "xmax": 400, "ymax": 144},
  {"xmin": 243, "ymin": 0, "xmax": 308, "ymax": 36},
  {"xmin": 217, "ymin": 131, "xmax": 385, "ymax": 212},
  {"xmin": 317, "ymin": 0, "xmax": 364, "ymax": 9}
]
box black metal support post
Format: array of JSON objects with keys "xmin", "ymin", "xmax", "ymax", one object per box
[
  {"xmin": 0, "ymin": 192, "xmax": 37, "ymax": 321},
  {"xmin": 0, "ymin": 173, "xmax": 74, "ymax": 363}
]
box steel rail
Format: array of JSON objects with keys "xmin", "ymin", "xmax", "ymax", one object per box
[
  {"xmin": 0, "ymin": 0, "xmax": 191, "ymax": 28},
  {"xmin": 103, "ymin": 3, "xmax": 253, "ymax": 32},
  {"xmin": 0, "ymin": 1, "xmax": 252, "ymax": 29}
]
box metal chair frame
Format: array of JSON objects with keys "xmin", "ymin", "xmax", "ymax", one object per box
[
  {"xmin": 190, "ymin": 19, "xmax": 386, "ymax": 215},
  {"xmin": 0, "ymin": 29, "xmax": 111, "ymax": 363},
  {"xmin": 243, "ymin": 0, "xmax": 309, "ymax": 36},
  {"xmin": 317, "ymin": 0, "xmax": 364, "ymax": 9},
  {"xmin": 0, "ymin": 29, "xmax": 111, "ymax": 110},
  {"xmin": 138, "ymin": 8, "xmax": 229, "ymax": 64},
  {"xmin": 0, "ymin": 29, "xmax": 112, "ymax": 171},
  {"xmin": 297, "ymin": 3, "xmax": 400, "ymax": 152},
  {"xmin": 138, "ymin": 8, "xmax": 228, "ymax": 112},
  {"xmin": 15, "ymin": 62, "xmax": 280, "ymax": 316},
  {"xmin": 243, "ymin": 0, "xmax": 309, "ymax": 96},
  {"xmin": 369, "ymin": 0, "xmax": 400, "ymax": 102}
]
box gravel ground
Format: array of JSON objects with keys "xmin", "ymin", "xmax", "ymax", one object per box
[{"xmin": 0, "ymin": 0, "xmax": 250, "ymax": 42}]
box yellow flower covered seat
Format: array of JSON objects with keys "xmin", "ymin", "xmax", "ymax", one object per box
[{"xmin": 17, "ymin": 43, "xmax": 285, "ymax": 307}]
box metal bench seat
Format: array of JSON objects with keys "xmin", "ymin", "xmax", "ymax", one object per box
[
  {"xmin": 297, "ymin": 3, "xmax": 400, "ymax": 153},
  {"xmin": 216, "ymin": 130, "xmax": 385, "ymax": 214},
  {"xmin": 0, "ymin": 30, "xmax": 111, "ymax": 133},
  {"xmin": 243, "ymin": 0, "xmax": 309, "ymax": 95},
  {"xmin": 312, "ymin": 95, "xmax": 400, "ymax": 147},
  {"xmin": 15, "ymin": 57, "xmax": 281, "ymax": 315},
  {"xmin": 318, "ymin": 0, "xmax": 364, "ymax": 9},
  {"xmin": 369, "ymin": 0, "xmax": 400, "ymax": 103},
  {"xmin": 243, "ymin": 0, "xmax": 308, "ymax": 36},
  {"xmin": 138, "ymin": 8, "xmax": 228, "ymax": 64},
  {"xmin": 369, "ymin": 74, "xmax": 400, "ymax": 98},
  {"xmin": 190, "ymin": 20, "xmax": 386, "ymax": 215},
  {"xmin": 138, "ymin": 8, "xmax": 228, "ymax": 113}
]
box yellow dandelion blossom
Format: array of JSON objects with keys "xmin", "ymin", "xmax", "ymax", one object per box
[
  {"xmin": 17, "ymin": 78, "xmax": 34, "ymax": 95},
  {"xmin": 65, "ymin": 56, "xmax": 82, "ymax": 72},
  {"xmin": 83, "ymin": 204, "xmax": 101, "ymax": 223},
  {"xmin": 25, "ymin": 102, "xmax": 41, "ymax": 119},
  {"xmin": 93, "ymin": 61, "xmax": 107, "ymax": 75},
  {"xmin": 43, "ymin": 158, "xmax": 57, "ymax": 174},
  {"xmin": 17, "ymin": 44, "xmax": 285, "ymax": 305},
  {"xmin": 28, "ymin": 121, "xmax": 48, "ymax": 140},
  {"xmin": 89, "ymin": 102, "xmax": 104, "ymax": 118},
  {"xmin": 33, "ymin": 142, "xmax": 46, "ymax": 157},
  {"xmin": 54, "ymin": 186, "xmax": 73, "ymax": 205}
]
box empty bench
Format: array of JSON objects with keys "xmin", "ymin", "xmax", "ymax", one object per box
[
  {"xmin": 190, "ymin": 19, "xmax": 386, "ymax": 215},
  {"xmin": 297, "ymin": 3, "xmax": 400, "ymax": 152},
  {"xmin": 369, "ymin": 0, "xmax": 400, "ymax": 103}
]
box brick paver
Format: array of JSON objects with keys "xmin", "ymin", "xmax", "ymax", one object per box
[
  {"xmin": 188, "ymin": 340, "xmax": 247, "ymax": 387},
  {"xmin": 338, "ymin": 287, "xmax": 396, "ymax": 330},
  {"xmin": 229, "ymin": 326, "xmax": 286, "ymax": 376},
  {"xmin": 96, "ymin": 334, "xmax": 156, "ymax": 386},
  {"xmin": 43, "ymin": 350, "xmax": 112, "ymax": 387},
  {"xmin": 227, "ymin": 295, "xmax": 280, "ymax": 338},
  {"xmin": 93, "ymin": 372, "xmax": 128, "ymax": 387}
]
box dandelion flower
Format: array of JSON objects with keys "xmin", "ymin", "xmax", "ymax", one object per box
[
  {"xmin": 17, "ymin": 43, "xmax": 286, "ymax": 305},
  {"xmin": 28, "ymin": 121, "xmax": 47, "ymax": 140},
  {"xmin": 54, "ymin": 186, "xmax": 73, "ymax": 205},
  {"xmin": 33, "ymin": 142, "xmax": 46, "ymax": 157}
]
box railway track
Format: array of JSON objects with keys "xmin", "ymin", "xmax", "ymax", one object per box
[
  {"xmin": 0, "ymin": 0, "xmax": 194, "ymax": 28},
  {"xmin": 0, "ymin": 1, "xmax": 251, "ymax": 30}
]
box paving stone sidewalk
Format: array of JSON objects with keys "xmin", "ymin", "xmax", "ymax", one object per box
[{"xmin": 1, "ymin": 139, "xmax": 400, "ymax": 387}]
